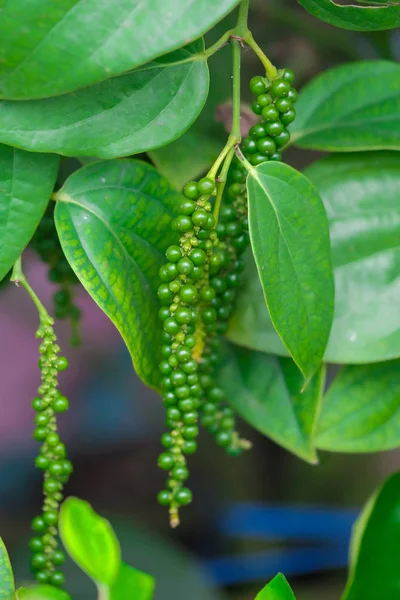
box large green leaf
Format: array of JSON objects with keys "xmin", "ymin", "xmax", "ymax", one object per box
[
  {"xmin": 255, "ymin": 574, "xmax": 296, "ymax": 599},
  {"xmin": 218, "ymin": 343, "xmax": 324, "ymax": 463},
  {"xmin": 342, "ymin": 472, "xmax": 400, "ymax": 600},
  {"xmin": 0, "ymin": 537, "xmax": 14, "ymax": 599},
  {"xmin": 0, "ymin": 0, "xmax": 240, "ymax": 99},
  {"xmin": 316, "ymin": 361, "xmax": 400, "ymax": 452},
  {"xmin": 149, "ymin": 16, "xmax": 234, "ymax": 189},
  {"xmin": 59, "ymin": 497, "xmax": 120, "ymax": 587},
  {"xmin": 0, "ymin": 42, "xmax": 208, "ymax": 159},
  {"xmin": 0, "ymin": 145, "xmax": 59, "ymax": 281},
  {"xmin": 110, "ymin": 563, "xmax": 155, "ymax": 600},
  {"xmin": 297, "ymin": 0, "xmax": 400, "ymax": 31},
  {"xmin": 246, "ymin": 161, "xmax": 334, "ymax": 381},
  {"xmin": 228, "ymin": 152, "xmax": 400, "ymax": 364},
  {"xmin": 291, "ymin": 61, "xmax": 400, "ymax": 151},
  {"xmin": 54, "ymin": 159, "xmax": 180, "ymax": 390}
]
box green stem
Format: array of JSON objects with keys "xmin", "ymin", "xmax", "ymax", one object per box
[
  {"xmin": 235, "ymin": 0, "xmax": 250, "ymax": 37},
  {"xmin": 204, "ymin": 29, "xmax": 233, "ymax": 58},
  {"xmin": 213, "ymin": 146, "xmax": 236, "ymax": 221},
  {"xmin": 11, "ymin": 256, "xmax": 52, "ymax": 327},
  {"xmin": 243, "ymin": 32, "xmax": 277, "ymax": 80}
]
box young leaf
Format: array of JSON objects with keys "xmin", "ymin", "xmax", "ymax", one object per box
[
  {"xmin": 255, "ymin": 573, "xmax": 296, "ymax": 599},
  {"xmin": 0, "ymin": 537, "xmax": 14, "ymax": 599},
  {"xmin": 291, "ymin": 61, "xmax": 400, "ymax": 151},
  {"xmin": 297, "ymin": 0, "xmax": 400, "ymax": 31},
  {"xmin": 246, "ymin": 161, "xmax": 334, "ymax": 381},
  {"xmin": 59, "ymin": 497, "xmax": 120, "ymax": 587},
  {"xmin": 0, "ymin": 41, "xmax": 209, "ymax": 159},
  {"xmin": 218, "ymin": 343, "xmax": 324, "ymax": 463},
  {"xmin": 316, "ymin": 360, "xmax": 400, "ymax": 453},
  {"xmin": 54, "ymin": 159, "xmax": 180, "ymax": 391},
  {"xmin": 342, "ymin": 472, "xmax": 400, "ymax": 599},
  {"xmin": 229, "ymin": 152, "xmax": 400, "ymax": 364},
  {"xmin": 0, "ymin": 144, "xmax": 59, "ymax": 281},
  {"xmin": 110, "ymin": 563, "xmax": 155, "ymax": 600},
  {"xmin": 0, "ymin": 0, "xmax": 240, "ymax": 99},
  {"xmin": 16, "ymin": 586, "xmax": 71, "ymax": 599}
]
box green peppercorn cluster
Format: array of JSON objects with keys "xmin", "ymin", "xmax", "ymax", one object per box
[
  {"xmin": 29, "ymin": 319, "xmax": 72, "ymax": 586},
  {"xmin": 243, "ymin": 69, "xmax": 297, "ymax": 166},
  {"xmin": 31, "ymin": 205, "xmax": 81, "ymax": 342},
  {"xmin": 157, "ymin": 176, "xmax": 218, "ymax": 527}
]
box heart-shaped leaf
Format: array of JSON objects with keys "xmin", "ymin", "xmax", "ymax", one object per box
[
  {"xmin": 0, "ymin": 537, "xmax": 14, "ymax": 599},
  {"xmin": 246, "ymin": 161, "xmax": 334, "ymax": 381},
  {"xmin": 0, "ymin": 144, "xmax": 59, "ymax": 281},
  {"xmin": 59, "ymin": 497, "xmax": 120, "ymax": 587},
  {"xmin": 228, "ymin": 152, "xmax": 400, "ymax": 364},
  {"xmin": 218, "ymin": 343, "xmax": 324, "ymax": 463},
  {"xmin": 255, "ymin": 573, "xmax": 296, "ymax": 599},
  {"xmin": 316, "ymin": 360, "xmax": 400, "ymax": 453},
  {"xmin": 297, "ymin": 0, "xmax": 400, "ymax": 31},
  {"xmin": 16, "ymin": 586, "xmax": 71, "ymax": 599},
  {"xmin": 110, "ymin": 563, "xmax": 155, "ymax": 600},
  {"xmin": 291, "ymin": 61, "xmax": 400, "ymax": 151},
  {"xmin": 342, "ymin": 472, "xmax": 400, "ymax": 599},
  {"xmin": 54, "ymin": 159, "xmax": 180, "ymax": 390},
  {"xmin": 0, "ymin": 0, "xmax": 240, "ymax": 99},
  {"xmin": 0, "ymin": 41, "xmax": 208, "ymax": 159}
]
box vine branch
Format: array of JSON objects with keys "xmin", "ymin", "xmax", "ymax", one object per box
[{"xmin": 11, "ymin": 256, "xmax": 52, "ymax": 328}]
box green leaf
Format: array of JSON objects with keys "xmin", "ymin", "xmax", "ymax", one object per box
[
  {"xmin": 0, "ymin": 0, "xmax": 240, "ymax": 99},
  {"xmin": 0, "ymin": 144, "xmax": 59, "ymax": 281},
  {"xmin": 0, "ymin": 42, "xmax": 208, "ymax": 159},
  {"xmin": 316, "ymin": 361, "xmax": 400, "ymax": 452},
  {"xmin": 59, "ymin": 497, "xmax": 120, "ymax": 587},
  {"xmin": 110, "ymin": 563, "xmax": 155, "ymax": 600},
  {"xmin": 297, "ymin": 0, "xmax": 400, "ymax": 31},
  {"xmin": 16, "ymin": 586, "xmax": 71, "ymax": 600},
  {"xmin": 229, "ymin": 152, "xmax": 400, "ymax": 364},
  {"xmin": 218, "ymin": 343, "xmax": 324, "ymax": 463},
  {"xmin": 342, "ymin": 472, "xmax": 400, "ymax": 600},
  {"xmin": 246, "ymin": 161, "xmax": 334, "ymax": 381},
  {"xmin": 255, "ymin": 574, "xmax": 296, "ymax": 599},
  {"xmin": 149, "ymin": 16, "xmax": 235, "ymax": 189},
  {"xmin": 54, "ymin": 159, "xmax": 180, "ymax": 390},
  {"xmin": 0, "ymin": 537, "xmax": 14, "ymax": 599},
  {"xmin": 291, "ymin": 61, "xmax": 400, "ymax": 151}
]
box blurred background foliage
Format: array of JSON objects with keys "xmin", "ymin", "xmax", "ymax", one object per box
[{"xmin": 0, "ymin": 0, "xmax": 399, "ymax": 598}]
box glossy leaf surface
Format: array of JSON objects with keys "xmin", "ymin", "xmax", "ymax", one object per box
[
  {"xmin": 17, "ymin": 586, "xmax": 71, "ymax": 600},
  {"xmin": 110, "ymin": 563, "xmax": 155, "ymax": 600},
  {"xmin": 218, "ymin": 343, "xmax": 324, "ymax": 463},
  {"xmin": 229, "ymin": 153, "xmax": 400, "ymax": 364},
  {"xmin": 54, "ymin": 159, "xmax": 180, "ymax": 390},
  {"xmin": 0, "ymin": 538, "xmax": 14, "ymax": 599},
  {"xmin": 59, "ymin": 497, "xmax": 120, "ymax": 586},
  {"xmin": 246, "ymin": 161, "xmax": 334, "ymax": 381},
  {"xmin": 316, "ymin": 361, "xmax": 400, "ymax": 452},
  {"xmin": 297, "ymin": 0, "xmax": 400, "ymax": 31},
  {"xmin": 0, "ymin": 42, "xmax": 208, "ymax": 158},
  {"xmin": 256, "ymin": 573, "xmax": 296, "ymax": 599},
  {"xmin": 291, "ymin": 61, "xmax": 400, "ymax": 151},
  {"xmin": 0, "ymin": 145, "xmax": 59, "ymax": 281},
  {"xmin": 342, "ymin": 472, "xmax": 400, "ymax": 600},
  {"xmin": 0, "ymin": 0, "xmax": 240, "ymax": 99}
]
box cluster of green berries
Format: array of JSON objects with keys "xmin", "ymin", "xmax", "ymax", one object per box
[
  {"xmin": 156, "ymin": 176, "xmax": 218, "ymax": 527},
  {"xmin": 243, "ymin": 68, "xmax": 297, "ymax": 166},
  {"xmin": 29, "ymin": 319, "xmax": 72, "ymax": 586},
  {"xmin": 31, "ymin": 205, "xmax": 81, "ymax": 344}
]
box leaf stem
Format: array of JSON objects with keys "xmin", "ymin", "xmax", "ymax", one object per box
[
  {"xmin": 243, "ymin": 32, "xmax": 278, "ymax": 80},
  {"xmin": 11, "ymin": 256, "xmax": 52, "ymax": 328},
  {"xmin": 204, "ymin": 29, "xmax": 233, "ymax": 58}
]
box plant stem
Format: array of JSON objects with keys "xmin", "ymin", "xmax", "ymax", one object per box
[
  {"xmin": 235, "ymin": 0, "xmax": 250, "ymax": 37},
  {"xmin": 213, "ymin": 146, "xmax": 236, "ymax": 221},
  {"xmin": 11, "ymin": 256, "xmax": 52, "ymax": 327},
  {"xmin": 243, "ymin": 32, "xmax": 277, "ymax": 80},
  {"xmin": 204, "ymin": 29, "xmax": 233, "ymax": 58}
]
